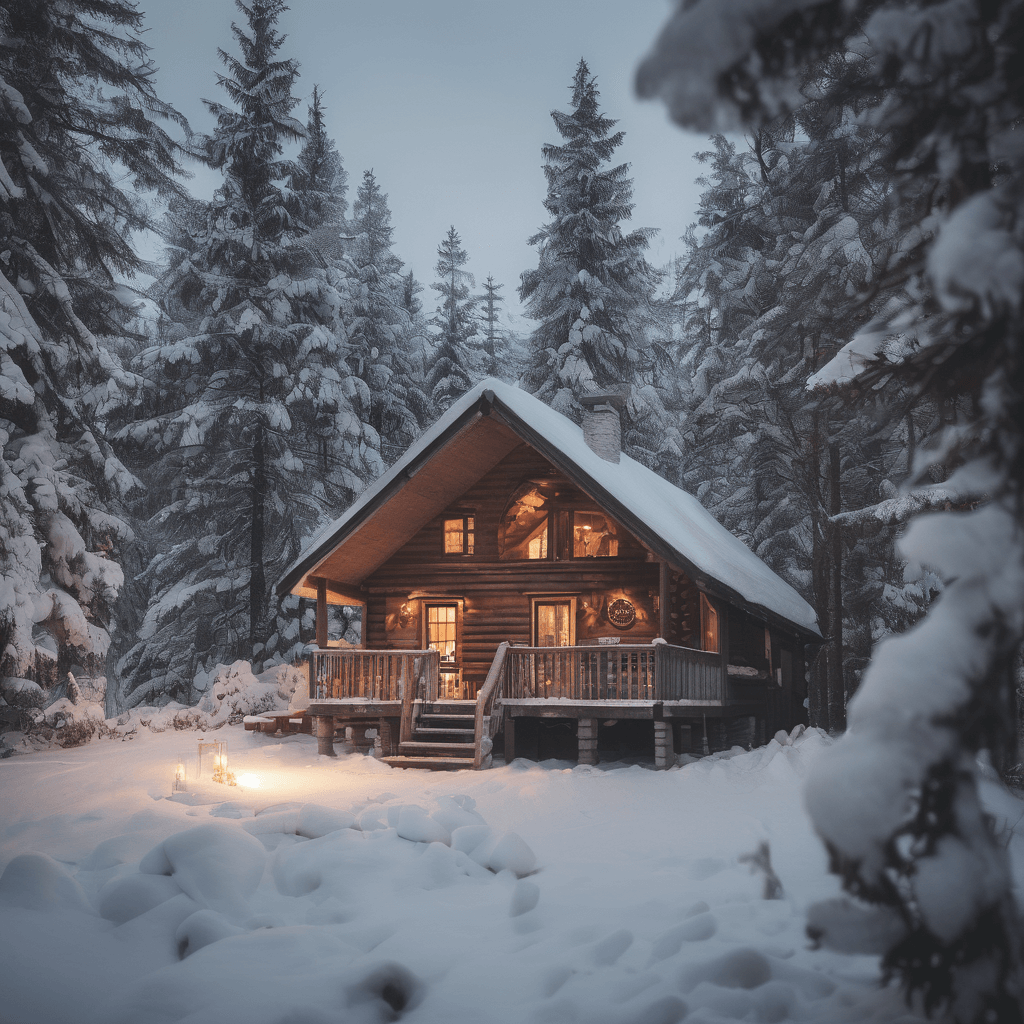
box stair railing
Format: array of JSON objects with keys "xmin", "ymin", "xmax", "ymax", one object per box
[
  {"xmin": 399, "ymin": 650, "xmax": 440, "ymax": 744},
  {"xmin": 473, "ymin": 641, "xmax": 510, "ymax": 769}
]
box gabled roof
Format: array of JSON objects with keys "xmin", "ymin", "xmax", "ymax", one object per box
[{"xmin": 278, "ymin": 379, "xmax": 820, "ymax": 638}]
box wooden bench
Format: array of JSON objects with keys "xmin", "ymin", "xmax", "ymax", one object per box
[{"xmin": 243, "ymin": 710, "xmax": 312, "ymax": 735}]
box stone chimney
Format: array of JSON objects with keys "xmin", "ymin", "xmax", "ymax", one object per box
[{"xmin": 580, "ymin": 391, "xmax": 626, "ymax": 464}]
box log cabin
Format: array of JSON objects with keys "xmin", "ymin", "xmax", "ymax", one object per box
[{"xmin": 276, "ymin": 379, "xmax": 820, "ymax": 769}]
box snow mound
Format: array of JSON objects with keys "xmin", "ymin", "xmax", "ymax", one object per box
[
  {"xmin": 396, "ymin": 805, "xmax": 451, "ymax": 845},
  {"xmin": 139, "ymin": 823, "xmax": 266, "ymax": 916},
  {"xmin": 295, "ymin": 803, "xmax": 357, "ymax": 838},
  {"xmin": 98, "ymin": 873, "xmax": 182, "ymax": 924},
  {"xmin": 175, "ymin": 908, "xmax": 245, "ymax": 958},
  {"xmin": 472, "ymin": 830, "xmax": 537, "ymax": 877},
  {"xmin": 0, "ymin": 853, "xmax": 94, "ymax": 914}
]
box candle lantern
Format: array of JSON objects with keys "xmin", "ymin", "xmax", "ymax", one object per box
[
  {"xmin": 172, "ymin": 754, "xmax": 188, "ymax": 794},
  {"xmin": 197, "ymin": 739, "xmax": 236, "ymax": 785}
]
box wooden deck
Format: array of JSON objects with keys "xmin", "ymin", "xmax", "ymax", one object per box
[{"xmin": 299, "ymin": 643, "xmax": 767, "ymax": 768}]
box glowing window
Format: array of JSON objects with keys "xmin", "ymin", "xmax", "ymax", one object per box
[
  {"xmin": 572, "ymin": 512, "xmax": 619, "ymax": 558},
  {"xmin": 534, "ymin": 601, "xmax": 572, "ymax": 647},
  {"xmin": 700, "ymin": 593, "xmax": 720, "ymax": 654},
  {"xmin": 527, "ymin": 524, "xmax": 548, "ymax": 559},
  {"xmin": 443, "ymin": 516, "xmax": 474, "ymax": 555},
  {"xmin": 500, "ymin": 484, "xmax": 551, "ymax": 560},
  {"xmin": 427, "ymin": 604, "xmax": 457, "ymax": 664}
]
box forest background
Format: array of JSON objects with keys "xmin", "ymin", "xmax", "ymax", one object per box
[{"xmin": 0, "ymin": 0, "xmax": 994, "ymax": 736}]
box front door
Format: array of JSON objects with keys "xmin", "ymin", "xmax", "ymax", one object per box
[
  {"xmin": 532, "ymin": 599, "xmax": 575, "ymax": 697},
  {"xmin": 534, "ymin": 600, "xmax": 573, "ymax": 647},
  {"xmin": 426, "ymin": 603, "xmax": 461, "ymax": 699}
]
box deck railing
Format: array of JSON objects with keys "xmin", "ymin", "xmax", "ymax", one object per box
[
  {"xmin": 654, "ymin": 645, "xmax": 724, "ymax": 701},
  {"xmin": 310, "ymin": 649, "xmax": 440, "ymax": 702},
  {"xmin": 501, "ymin": 643, "xmax": 723, "ymax": 703}
]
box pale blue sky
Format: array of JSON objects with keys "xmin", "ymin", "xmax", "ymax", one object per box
[{"xmin": 140, "ymin": 0, "xmax": 710, "ymax": 321}]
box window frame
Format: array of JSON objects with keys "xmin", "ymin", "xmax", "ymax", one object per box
[
  {"xmin": 570, "ymin": 510, "xmax": 621, "ymax": 559},
  {"xmin": 442, "ymin": 514, "xmax": 475, "ymax": 556},
  {"xmin": 699, "ymin": 593, "xmax": 720, "ymax": 654},
  {"xmin": 424, "ymin": 601, "xmax": 460, "ymax": 668}
]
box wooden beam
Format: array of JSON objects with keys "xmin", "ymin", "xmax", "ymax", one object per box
[
  {"xmin": 325, "ymin": 580, "xmax": 368, "ymax": 607},
  {"xmin": 659, "ymin": 559, "xmax": 670, "ymax": 639},
  {"xmin": 315, "ymin": 578, "xmax": 328, "ymax": 648}
]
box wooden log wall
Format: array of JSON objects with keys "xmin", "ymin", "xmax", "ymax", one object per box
[
  {"xmin": 362, "ymin": 444, "xmax": 667, "ymax": 693},
  {"xmin": 665, "ymin": 569, "xmax": 700, "ymax": 648}
]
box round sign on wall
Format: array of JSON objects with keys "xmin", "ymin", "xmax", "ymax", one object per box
[{"xmin": 607, "ymin": 598, "xmax": 636, "ymax": 629}]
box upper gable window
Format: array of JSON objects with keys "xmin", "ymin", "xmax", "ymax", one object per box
[
  {"xmin": 572, "ymin": 512, "xmax": 619, "ymax": 558},
  {"xmin": 500, "ymin": 485, "xmax": 550, "ymax": 560},
  {"xmin": 444, "ymin": 516, "xmax": 474, "ymax": 555},
  {"xmin": 500, "ymin": 481, "xmax": 633, "ymax": 561}
]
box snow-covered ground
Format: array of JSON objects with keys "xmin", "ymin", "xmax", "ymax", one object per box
[{"xmin": 2, "ymin": 727, "xmax": 1018, "ymax": 1024}]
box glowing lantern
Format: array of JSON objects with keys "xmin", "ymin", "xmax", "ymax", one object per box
[
  {"xmin": 172, "ymin": 757, "xmax": 188, "ymax": 794},
  {"xmin": 197, "ymin": 739, "xmax": 236, "ymax": 786}
]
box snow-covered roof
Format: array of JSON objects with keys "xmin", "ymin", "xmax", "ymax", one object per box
[{"xmin": 279, "ymin": 379, "xmax": 820, "ymax": 637}]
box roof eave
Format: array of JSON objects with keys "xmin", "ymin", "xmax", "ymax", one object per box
[
  {"xmin": 275, "ymin": 394, "xmax": 493, "ymax": 600},
  {"xmin": 277, "ymin": 385, "xmax": 821, "ymax": 642},
  {"xmin": 484, "ymin": 395, "xmax": 821, "ymax": 642}
]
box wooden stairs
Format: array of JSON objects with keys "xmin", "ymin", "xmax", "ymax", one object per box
[{"xmin": 382, "ymin": 701, "xmax": 478, "ymax": 770}]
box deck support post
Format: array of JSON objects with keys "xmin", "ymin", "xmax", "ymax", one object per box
[
  {"xmin": 314, "ymin": 715, "xmax": 336, "ymax": 757},
  {"xmin": 379, "ymin": 718, "xmax": 396, "ymax": 757},
  {"xmin": 504, "ymin": 715, "xmax": 516, "ymax": 764},
  {"xmin": 654, "ymin": 720, "xmax": 675, "ymax": 769},
  {"xmin": 577, "ymin": 717, "xmax": 598, "ymax": 766}
]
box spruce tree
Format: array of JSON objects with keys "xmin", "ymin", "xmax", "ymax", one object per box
[
  {"xmin": 292, "ymin": 85, "xmax": 347, "ymax": 227},
  {"xmin": 0, "ymin": 0, "xmax": 187, "ymax": 704},
  {"xmin": 118, "ymin": 0, "xmax": 373, "ymax": 704},
  {"xmin": 477, "ymin": 275, "xmax": 504, "ymax": 377},
  {"xmin": 347, "ymin": 169, "xmax": 423, "ymax": 455},
  {"xmin": 520, "ymin": 59, "xmax": 665, "ymax": 460},
  {"xmin": 641, "ymin": 1, "xmax": 1024, "ymax": 1017},
  {"xmin": 427, "ymin": 225, "xmax": 477, "ymax": 410}
]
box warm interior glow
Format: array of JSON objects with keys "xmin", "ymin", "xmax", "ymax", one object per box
[
  {"xmin": 700, "ymin": 593, "xmax": 720, "ymax": 653},
  {"xmin": 238, "ymin": 774, "xmax": 260, "ymax": 788},
  {"xmin": 573, "ymin": 512, "xmax": 619, "ymax": 557},
  {"xmin": 427, "ymin": 604, "xmax": 457, "ymax": 662}
]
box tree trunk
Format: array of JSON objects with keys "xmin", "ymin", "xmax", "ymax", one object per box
[
  {"xmin": 808, "ymin": 416, "xmax": 832, "ymax": 731},
  {"xmin": 829, "ymin": 443, "xmax": 845, "ymax": 729},
  {"xmin": 249, "ymin": 418, "xmax": 267, "ymax": 666}
]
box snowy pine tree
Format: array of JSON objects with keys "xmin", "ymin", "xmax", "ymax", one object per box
[
  {"xmin": 291, "ymin": 85, "xmax": 347, "ymax": 228},
  {"xmin": 0, "ymin": 0, "xmax": 187, "ymax": 708},
  {"xmin": 477, "ymin": 275, "xmax": 504, "ymax": 377},
  {"xmin": 520, "ymin": 59, "xmax": 665, "ymax": 461},
  {"xmin": 641, "ymin": 1, "xmax": 1024, "ymax": 1017},
  {"xmin": 347, "ymin": 169, "xmax": 424, "ymax": 456},
  {"xmin": 117, "ymin": 0, "xmax": 373, "ymax": 704},
  {"xmin": 427, "ymin": 225, "xmax": 477, "ymax": 410}
]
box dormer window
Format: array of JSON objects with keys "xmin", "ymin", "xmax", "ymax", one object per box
[
  {"xmin": 500, "ymin": 484, "xmax": 550, "ymax": 560},
  {"xmin": 572, "ymin": 512, "xmax": 619, "ymax": 558},
  {"xmin": 444, "ymin": 516, "xmax": 474, "ymax": 555},
  {"xmin": 500, "ymin": 480, "xmax": 634, "ymax": 561}
]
